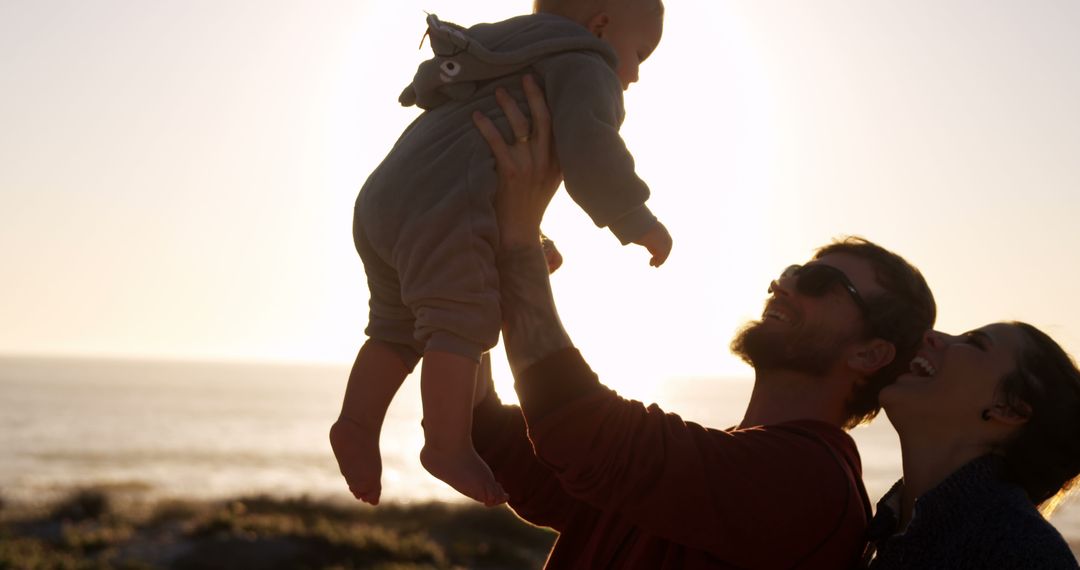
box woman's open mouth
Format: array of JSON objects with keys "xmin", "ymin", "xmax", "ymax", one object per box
[{"xmin": 909, "ymin": 356, "xmax": 937, "ymax": 378}]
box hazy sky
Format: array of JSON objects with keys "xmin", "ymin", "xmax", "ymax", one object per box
[{"xmin": 2, "ymin": 0, "xmax": 1078, "ymax": 400}]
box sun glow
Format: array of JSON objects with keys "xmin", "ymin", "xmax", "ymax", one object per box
[{"xmin": 1, "ymin": 1, "xmax": 1078, "ymax": 402}]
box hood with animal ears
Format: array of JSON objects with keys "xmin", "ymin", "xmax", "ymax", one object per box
[{"xmin": 399, "ymin": 13, "xmax": 617, "ymax": 110}]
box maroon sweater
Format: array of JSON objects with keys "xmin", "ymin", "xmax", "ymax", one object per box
[{"xmin": 473, "ymin": 348, "xmax": 871, "ymax": 569}]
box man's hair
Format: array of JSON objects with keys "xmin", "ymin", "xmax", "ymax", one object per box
[{"xmin": 814, "ymin": 236, "xmax": 936, "ymax": 429}]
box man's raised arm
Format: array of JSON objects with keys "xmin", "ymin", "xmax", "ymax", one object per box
[
  {"xmin": 472, "ymin": 75, "xmax": 860, "ymax": 566},
  {"xmin": 496, "ymin": 245, "xmax": 572, "ymax": 376}
]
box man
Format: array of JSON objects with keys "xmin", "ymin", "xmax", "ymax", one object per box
[{"xmin": 467, "ymin": 77, "xmax": 936, "ymax": 568}]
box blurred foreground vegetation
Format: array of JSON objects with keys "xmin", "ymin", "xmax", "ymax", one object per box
[{"xmin": 0, "ymin": 488, "xmax": 556, "ymax": 569}]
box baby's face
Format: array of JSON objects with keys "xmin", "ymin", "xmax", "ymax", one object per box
[{"xmin": 599, "ymin": 1, "xmax": 664, "ymax": 90}]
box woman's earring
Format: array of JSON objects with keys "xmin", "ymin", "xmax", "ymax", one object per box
[{"xmin": 981, "ymin": 409, "xmax": 992, "ymax": 421}]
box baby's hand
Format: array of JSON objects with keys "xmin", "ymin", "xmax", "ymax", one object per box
[{"xmin": 632, "ymin": 221, "xmax": 672, "ymax": 267}]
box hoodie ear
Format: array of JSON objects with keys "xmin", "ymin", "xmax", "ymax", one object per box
[
  {"xmin": 847, "ymin": 339, "xmax": 896, "ymax": 375},
  {"xmin": 586, "ymin": 12, "xmax": 610, "ymax": 37}
]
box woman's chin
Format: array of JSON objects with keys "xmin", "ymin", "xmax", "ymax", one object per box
[
  {"xmin": 893, "ymin": 371, "xmax": 936, "ymax": 386},
  {"xmin": 879, "ymin": 377, "xmax": 927, "ymax": 417}
]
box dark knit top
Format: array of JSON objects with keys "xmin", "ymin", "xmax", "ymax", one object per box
[{"xmin": 867, "ymin": 455, "xmax": 1078, "ymax": 569}]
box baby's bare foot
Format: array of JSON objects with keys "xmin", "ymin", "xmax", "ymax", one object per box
[
  {"xmin": 420, "ymin": 444, "xmax": 508, "ymax": 507},
  {"xmin": 329, "ymin": 417, "xmax": 383, "ymax": 505}
]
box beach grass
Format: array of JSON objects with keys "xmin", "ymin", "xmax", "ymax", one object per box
[{"xmin": 0, "ymin": 488, "xmax": 556, "ymax": 569}]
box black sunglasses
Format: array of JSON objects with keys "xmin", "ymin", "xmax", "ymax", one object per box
[{"xmin": 779, "ymin": 264, "xmax": 870, "ymax": 315}]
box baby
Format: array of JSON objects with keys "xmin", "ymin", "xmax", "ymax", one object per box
[{"xmin": 330, "ymin": 0, "xmax": 670, "ymax": 506}]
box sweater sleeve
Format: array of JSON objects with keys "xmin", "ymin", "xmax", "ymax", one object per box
[
  {"xmin": 471, "ymin": 384, "xmax": 581, "ymax": 532},
  {"xmin": 514, "ymin": 348, "xmax": 859, "ymax": 567},
  {"xmin": 534, "ymin": 52, "xmax": 656, "ymax": 245}
]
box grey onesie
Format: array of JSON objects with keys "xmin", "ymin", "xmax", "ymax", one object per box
[{"xmin": 354, "ymin": 13, "xmax": 657, "ymax": 366}]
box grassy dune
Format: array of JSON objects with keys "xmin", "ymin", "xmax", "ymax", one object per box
[{"xmin": 0, "ymin": 489, "xmax": 556, "ymax": 569}]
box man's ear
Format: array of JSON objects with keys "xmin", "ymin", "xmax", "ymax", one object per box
[
  {"xmin": 847, "ymin": 339, "xmax": 896, "ymax": 375},
  {"xmin": 586, "ymin": 12, "xmax": 610, "ymax": 37}
]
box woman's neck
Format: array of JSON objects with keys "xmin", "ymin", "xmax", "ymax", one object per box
[{"xmin": 895, "ymin": 430, "xmax": 993, "ymax": 530}]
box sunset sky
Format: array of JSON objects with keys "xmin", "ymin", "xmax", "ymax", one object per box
[{"xmin": 2, "ymin": 0, "xmax": 1079, "ymax": 402}]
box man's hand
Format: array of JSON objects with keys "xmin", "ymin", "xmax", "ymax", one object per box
[
  {"xmin": 633, "ymin": 221, "xmax": 673, "ymax": 267},
  {"xmin": 472, "ymin": 75, "xmax": 562, "ymax": 250},
  {"xmin": 541, "ymin": 233, "xmax": 563, "ymax": 274}
]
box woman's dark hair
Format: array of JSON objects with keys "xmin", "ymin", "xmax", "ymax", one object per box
[
  {"xmin": 998, "ymin": 322, "xmax": 1080, "ymax": 515},
  {"xmin": 814, "ymin": 236, "xmax": 937, "ymax": 429}
]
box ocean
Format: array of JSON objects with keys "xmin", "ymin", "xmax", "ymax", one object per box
[{"xmin": 2, "ymin": 355, "xmax": 1078, "ymax": 551}]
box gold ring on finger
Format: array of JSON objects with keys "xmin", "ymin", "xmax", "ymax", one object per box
[{"xmin": 517, "ymin": 135, "xmax": 530, "ymax": 143}]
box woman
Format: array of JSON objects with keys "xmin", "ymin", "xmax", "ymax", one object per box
[
  {"xmin": 869, "ymin": 323, "xmax": 1080, "ymax": 568},
  {"xmin": 479, "ymin": 79, "xmax": 1080, "ymax": 568}
]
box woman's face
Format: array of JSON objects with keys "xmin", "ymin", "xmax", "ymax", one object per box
[{"xmin": 879, "ymin": 323, "xmax": 1028, "ymax": 436}]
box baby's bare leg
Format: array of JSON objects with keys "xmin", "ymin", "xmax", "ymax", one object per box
[
  {"xmin": 419, "ymin": 351, "xmax": 507, "ymax": 506},
  {"xmin": 329, "ymin": 340, "xmax": 411, "ymax": 505}
]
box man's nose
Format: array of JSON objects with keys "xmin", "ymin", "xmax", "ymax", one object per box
[{"xmin": 768, "ymin": 276, "xmax": 793, "ymax": 297}]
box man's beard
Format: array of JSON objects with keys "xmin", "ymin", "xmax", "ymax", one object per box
[{"xmin": 730, "ymin": 319, "xmax": 851, "ymax": 377}]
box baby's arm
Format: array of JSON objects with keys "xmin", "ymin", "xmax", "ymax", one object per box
[{"xmin": 535, "ymin": 53, "xmax": 666, "ymax": 265}]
